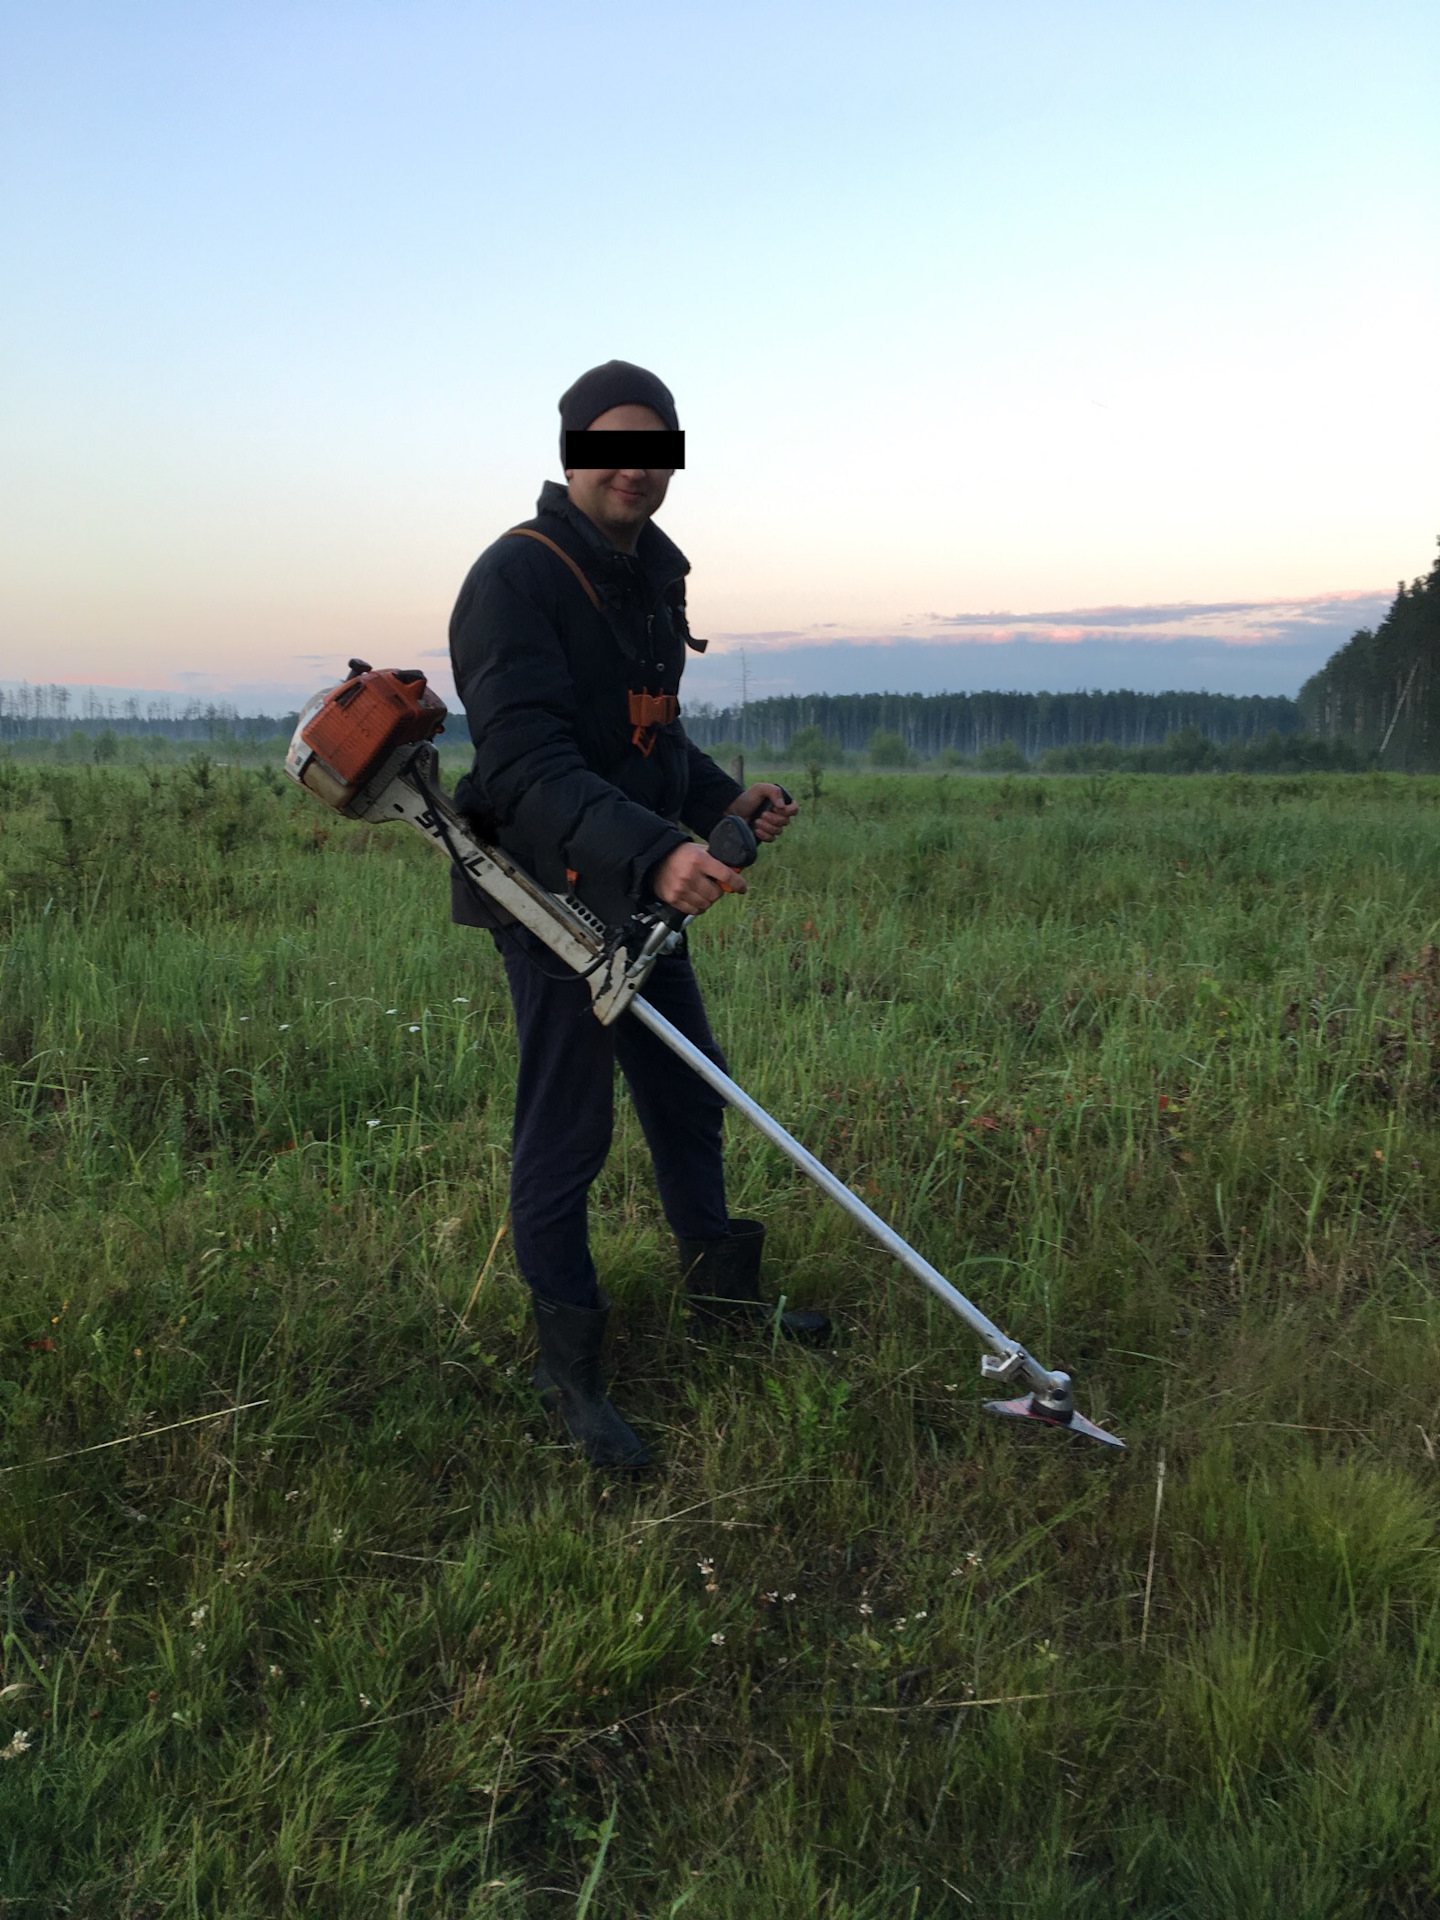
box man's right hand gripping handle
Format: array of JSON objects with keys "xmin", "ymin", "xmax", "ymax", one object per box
[{"xmin": 651, "ymin": 812, "xmax": 760, "ymax": 918}]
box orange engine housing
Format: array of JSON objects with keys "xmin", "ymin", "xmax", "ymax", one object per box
[{"xmin": 287, "ymin": 663, "xmax": 448, "ymax": 809}]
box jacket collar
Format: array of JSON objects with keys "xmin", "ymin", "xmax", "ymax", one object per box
[{"xmin": 536, "ymin": 479, "xmax": 689, "ymax": 589}]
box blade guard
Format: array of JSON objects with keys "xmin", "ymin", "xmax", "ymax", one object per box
[
  {"xmin": 983, "ymin": 1369, "xmax": 1126, "ymax": 1449},
  {"xmin": 286, "ymin": 659, "xmax": 447, "ymax": 812}
]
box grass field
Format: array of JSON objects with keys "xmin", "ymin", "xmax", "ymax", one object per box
[{"xmin": 5, "ymin": 755, "xmax": 1440, "ymax": 1916}]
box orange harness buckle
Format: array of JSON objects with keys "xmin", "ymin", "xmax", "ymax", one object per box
[{"xmin": 628, "ymin": 690, "xmax": 679, "ymax": 757}]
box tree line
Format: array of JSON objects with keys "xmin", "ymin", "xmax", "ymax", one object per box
[
  {"xmin": 1298, "ymin": 541, "xmax": 1440, "ymax": 769},
  {"xmin": 0, "ymin": 684, "xmax": 296, "ymax": 744},
  {"xmin": 682, "ymin": 687, "xmax": 1302, "ymax": 758}
]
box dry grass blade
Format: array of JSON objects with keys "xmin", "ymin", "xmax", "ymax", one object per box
[
  {"xmin": 1141, "ymin": 1445, "xmax": 1168, "ymax": 1649},
  {"xmin": 0, "ymin": 1399, "xmax": 271, "ymax": 1475},
  {"xmin": 458, "ymin": 1217, "xmax": 509, "ymax": 1330},
  {"xmin": 624, "ymin": 1475, "xmax": 828, "ymax": 1536},
  {"xmin": 845, "ymin": 1684, "xmax": 1136, "ymax": 1715}
]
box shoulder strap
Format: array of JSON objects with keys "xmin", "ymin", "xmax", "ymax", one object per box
[{"xmin": 504, "ymin": 527, "xmax": 600, "ymax": 611}]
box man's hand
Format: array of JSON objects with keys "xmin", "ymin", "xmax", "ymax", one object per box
[
  {"xmin": 652, "ymin": 842, "xmax": 748, "ymax": 916},
  {"xmin": 727, "ymin": 783, "xmax": 799, "ymax": 844}
]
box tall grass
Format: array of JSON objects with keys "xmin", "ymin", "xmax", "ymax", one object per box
[{"xmin": 4, "ymin": 759, "xmax": 1440, "ymax": 1915}]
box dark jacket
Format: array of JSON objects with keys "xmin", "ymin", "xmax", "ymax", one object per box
[{"xmin": 448, "ymin": 481, "xmax": 743, "ymax": 930}]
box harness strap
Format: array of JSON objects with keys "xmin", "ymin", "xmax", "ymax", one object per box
[
  {"xmin": 503, "ymin": 527, "xmax": 600, "ymax": 610},
  {"xmin": 505, "ymin": 528, "xmax": 678, "ymax": 756},
  {"xmin": 628, "ymin": 690, "xmax": 679, "ymax": 757}
]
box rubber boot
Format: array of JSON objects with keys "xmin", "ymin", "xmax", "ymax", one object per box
[
  {"xmin": 677, "ymin": 1218, "xmax": 832, "ymax": 1344},
  {"xmin": 530, "ymin": 1290, "xmax": 651, "ymax": 1471}
]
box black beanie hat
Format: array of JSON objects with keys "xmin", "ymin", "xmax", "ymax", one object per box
[{"xmin": 558, "ymin": 359, "xmax": 679, "ymax": 464}]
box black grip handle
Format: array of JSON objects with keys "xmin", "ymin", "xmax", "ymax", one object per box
[
  {"xmin": 707, "ymin": 814, "xmax": 759, "ymax": 870},
  {"xmin": 749, "ymin": 784, "xmax": 793, "ymax": 828},
  {"xmin": 717, "ymin": 785, "xmax": 793, "ymax": 856},
  {"xmin": 653, "ymin": 790, "xmax": 793, "ymax": 929}
]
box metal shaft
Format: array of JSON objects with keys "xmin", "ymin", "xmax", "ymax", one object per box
[{"xmin": 628, "ymin": 995, "xmax": 1064, "ymax": 1394}]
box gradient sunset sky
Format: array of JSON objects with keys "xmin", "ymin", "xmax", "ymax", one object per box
[{"xmin": 2, "ymin": 1, "xmax": 1436, "ymax": 710}]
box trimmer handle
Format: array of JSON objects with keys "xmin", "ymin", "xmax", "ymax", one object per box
[
  {"xmin": 651, "ymin": 817, "xmax": 753, "ymax": 935},
  {"xmin": 708, "ymin": 782, "xmax": 795, "ymax": 873},
  {"xmin": 654, "ymin": 787, "xmax": 794, "ymax": 932},
  {"xmin": 711, "ymin": 783, "xmax": 793, "ymax": 867},
  {"xmin": 755, "ymin": 783, "xmax": 793, "ymax": 820},
  {"xmin": 706, "ymin": 813, "xmax": 759, "ymax": 871}
]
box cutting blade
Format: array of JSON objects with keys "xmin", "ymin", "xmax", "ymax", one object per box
[{"xmin": 983, "ymin": 1393, "xmax": 1127, "ymax": 1450}]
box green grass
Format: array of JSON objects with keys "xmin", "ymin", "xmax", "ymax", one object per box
[{"xmin": 5, "ymin": 757, "xmax": 1440, "ymax": 1916}]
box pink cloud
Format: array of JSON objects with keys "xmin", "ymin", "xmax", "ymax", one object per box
[{"xmin": 701, "ymin": 588, "xmax": 1392, "ymax": 658}]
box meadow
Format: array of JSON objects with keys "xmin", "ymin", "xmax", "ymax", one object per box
[{"xmin": 5, "ymin": 753, "xmax": 1440, "ymax": 1916}]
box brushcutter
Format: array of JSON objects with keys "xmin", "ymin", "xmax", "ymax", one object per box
[{"xmin": 285, "ymin": 661, "xmax": 1126, "ymax": 1450}]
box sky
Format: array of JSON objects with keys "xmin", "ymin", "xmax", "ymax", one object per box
[{"xmin": 2, "ymin": 1, "xmax": 1437, "ymax": 713}]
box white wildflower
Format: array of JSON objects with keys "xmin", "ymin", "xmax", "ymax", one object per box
[
  {"xmin": 366, "ymin": 1119, "xmax": 380, "ymax": 1129},
  {"xmin": 696, "ymin": 1560, "xmax": 713, "ymax": 1576},
  {"xmin": 268, "ymin": 1664, "xmax": 282, "ymax": 1679},
  {"xmin": 858, "ymin": 1603, "xmax": 873, "ymax": 1616},
  {"xmin": 278, "ymin": 1023, "xmax": 290, "ymax": 1031},
  {"xmin": 631, "ymin": 1612, "xmax": 644, "ymax": 1625},
  {"xmin": 285, "ymin": 1489, "xmax": 300, "ymax": 1502},
  {"xmin": 710, "ymin": 1632, "xmax": 725, "ymax": 1645},
  {"xmin": 0, "ymin": 1729, "xmax": 33, "ymax": 1761},
  {"xmin": 190, "ymin": 1606, "xmax": 207, "ymax": 1629},
  {"xmin": 358, "ymin": 1692, "xmax": 372, "ymax": 1710},
  {"xmin": 782, "ymin": 1592, "xmax": 796, "ymax": 1603},
  {"xmin": 331, "ymin": 1527, "xmax": 344, "ymax": 1544}
]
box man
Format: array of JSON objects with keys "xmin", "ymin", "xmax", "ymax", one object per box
[{"xmin": 449, "ymin": 360, "xmax": 831, "ymax": 1471}]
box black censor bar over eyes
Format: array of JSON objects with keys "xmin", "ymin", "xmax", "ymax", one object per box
[{"xmin": 564, "ymin": 430, "xmax": 685, "ymax": 469}]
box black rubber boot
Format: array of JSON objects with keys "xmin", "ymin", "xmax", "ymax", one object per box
[
  {"xmin": 677, "ymin": 1218, "xmax": 832, "ymax": 1344},
  {"xmin": 530, "ymin": 1290, "xmax": 651, "ymax": 1471}
]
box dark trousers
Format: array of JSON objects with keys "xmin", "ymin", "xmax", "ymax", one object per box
[{"xmin": 495, "ymin": 930, "xmax": 731, "ymax": 1307}]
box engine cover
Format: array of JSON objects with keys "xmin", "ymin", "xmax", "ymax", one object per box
[{"xmin": 286, "ymin": 661, "xmax": 448, "ymax": 810}]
